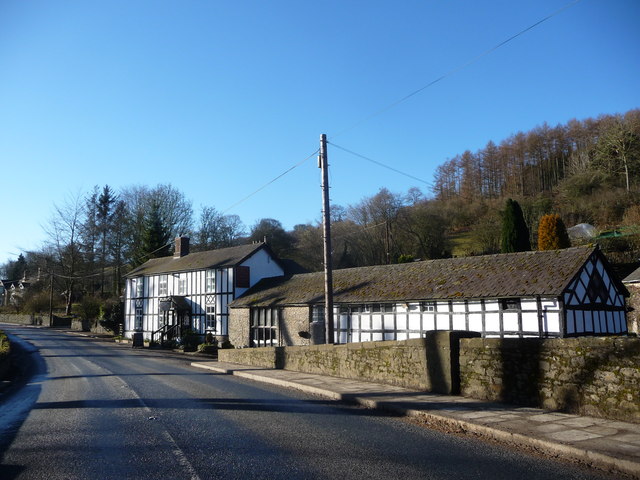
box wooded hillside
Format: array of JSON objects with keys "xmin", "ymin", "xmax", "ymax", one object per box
[{"xmin": 2, "ymin": 109, "xmax": 639, "ymax": 315}]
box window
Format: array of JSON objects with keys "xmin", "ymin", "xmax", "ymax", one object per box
[
  {"xmin": 135, "ymin": 307, "xmax": 143, "ymax": 330},
  {"xmin": 421, "ymin": 302, "xmax": 435, "ymax": 312},
  {"xmin": 206, "ymin": 306, "xmax": 216, "ymax": 331},
  {"xmin": 587, "ymin": 270, "xmax": 608, "ymax": 304},
  {"xmin": 408, "ymin": 303, "xmax": 420, "ymax": 312},
  {"xmin": 205, "ymin": 269, "xmax": 215, "ymax": 293},
  {"xmin": 178, "ymin": 277, "xmax": 186, "ymax": 295},
  {"xmin": 500, "ymin": 298, "xmax": 520, "ymax": 310},
  {"xmin": 251, "ymin": 308, "xmax": 279, "ymax": 347},
  {"xmin": 236, "ymin": 266, "xmax": 250, "ymax": 288},
  {"xmin": 135, "ymin": 278, "xmax": 144, "ymax": 298},
  {"xmin": 159, "ymin": 275, "xmax": 168, "ymax": 296},
  {"xmin": 312, "ymin": 305, "xmax": 325, "ymax": 323}
]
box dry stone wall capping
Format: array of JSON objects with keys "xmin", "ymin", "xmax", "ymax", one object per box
[{"xmin": 459, "ymin": 336, "xmax": 640, "ymax": 423}]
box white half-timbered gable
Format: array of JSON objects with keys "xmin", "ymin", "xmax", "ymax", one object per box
[
  {"xmin": 124, "ymin": 238, "xmax": 285, "ymax": 342},
  {"xmin": 230, "ymin": 246, "xmax": 628, "ymax": 347}
]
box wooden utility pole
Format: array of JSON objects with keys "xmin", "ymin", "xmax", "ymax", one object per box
[
  {"xmin": 319, "ymin": 134, "xmax": 334, "ymax": 344},
  {"xmin": 49, "ymin": 272, "xmax": 54, "ymax": 327}
]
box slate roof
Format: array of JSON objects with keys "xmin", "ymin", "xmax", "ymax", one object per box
[
  {"xmin": 623, "ymin": 266, "xmax": 640, "ymax": 284},
  {"xmin": 126, "ymin": 243, "xmax": 273, "ymax": 277},
  {"xmin": 231, "ymin": 246, "xmax": 600, "ymax": 307}
]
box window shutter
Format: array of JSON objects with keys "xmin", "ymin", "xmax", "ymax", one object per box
[{"xmin": 236, "ymin": 266, "xmax": 250, "ymax": 288}]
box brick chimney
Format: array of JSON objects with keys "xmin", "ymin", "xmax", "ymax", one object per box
[{"xmin": 174, "ymin": 236, "xmax": 190, "ymax": 258}]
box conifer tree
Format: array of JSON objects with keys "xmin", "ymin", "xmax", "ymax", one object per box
[
  {"xmin": 134, "ymin": 200, "xmax": 172, "ymax": 266},
  {"xmin": 537, "ymin": 214, "xmax": 570, "ymax": 250},
  {"xmin": 500, "ymin": 199, "xmax": 531, "ymax": 253}
]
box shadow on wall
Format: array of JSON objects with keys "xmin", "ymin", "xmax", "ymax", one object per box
[
  {"xmin": 425, "ymin": 331, "xmax": 481, "ymax": 395},
  {"xmin": 499, "ymin": 339, "xmax": 542, "ymax": 407},
  {"xmin": 491, "ymin": 336, "xmax": 640, "ymax": 421}
]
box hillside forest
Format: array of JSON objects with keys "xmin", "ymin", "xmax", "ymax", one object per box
[{"xmin": 2, "ymin": 108, "xmax": 639, "ymax": 318}]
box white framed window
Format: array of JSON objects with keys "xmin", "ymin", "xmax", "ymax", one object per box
[
  {"xmin": 135, "ymin": 278, "xmax": 144, "ymax": 298},
  {"xmin": 159, "ymin": 275, "xmax": 168, "ymax": 296},
  {"xmin": 205, "ymin": 269, "xmax": 215, "ymax": 293},
  {"xmin": 206, "ymin": 305, "xmax": 216, "ymax": 331},
  {"xmin": 421, "ymin": 301, "xmax": 435, "ymax": 312},
  {"xmin": 178, "ymin": 277, "xmax": 187, "ymax": 295},
  {"xmin": 135, "ymin": 307, "xmax": 143, "ymax": 330}
]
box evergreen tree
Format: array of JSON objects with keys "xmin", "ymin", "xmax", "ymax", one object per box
[
  {"xmin": 500, "ymin": 199, "xmax": 531, "ymax": 253},
  {"xmin": 134, "ymin": 200, "xmax": 172, "ymax": 266},
  {"xmin": 6, "ymin": 253, "xmax": 27, "ymax": 280},
  {"xmin": 97, "ymin": 185, "xmax": 116, "ymax": 294},
  {"xmin": 537, "ymin": 214, "xmax": 570, "ymax": 250}
]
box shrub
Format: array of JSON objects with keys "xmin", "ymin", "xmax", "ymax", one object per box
[
  {"xmin": 99, "ymin": 299, "xmax": 124, "ymax": 334},
  {"xmin": 77, "ymin": 296, "xmax": 101, "ymax": 322},
  {"xmin": 22, "ymin": 292, "xmax": 51, "ymax": 315},
  {"xmin": 180, "ymin": 329, "xmax": 201, "ymax": 352},
  {"xmin": 538, "ymin": 214, "xmax": 571, "ymax": 250},
  {"xmin": 0, "ymin": 330, "xmax": 9, "ymax": 358},
  {"xmin": 197, "ymin": 343, "xmax": 218, "ymax": 354}
]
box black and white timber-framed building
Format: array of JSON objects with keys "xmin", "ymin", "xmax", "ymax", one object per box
[
  {"xmin": 229, "ymin": 246, "xmax": 629, "ymax": 347},
  {"xmin": 123, "ymin": 237, "xmax": 285, "ymax": 343}
]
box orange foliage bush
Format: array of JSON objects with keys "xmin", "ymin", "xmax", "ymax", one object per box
[{"xmin": 538, "ymin": 214, "xmax": 571, "ymax": 250}]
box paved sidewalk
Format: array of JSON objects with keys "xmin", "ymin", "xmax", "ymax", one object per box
[{"xmin": 192, "ymin": 360, "xmax": 640, "ymax": 479}]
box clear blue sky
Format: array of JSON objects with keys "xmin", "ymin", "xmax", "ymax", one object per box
[{"xmin": 1, "ymin": 0, "xmax": 638, "ymax": 266}]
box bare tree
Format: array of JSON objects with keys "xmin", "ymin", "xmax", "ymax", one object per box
[{"xmin": 45, "ymin": 192, "xmax": 84, "ymax": 315}]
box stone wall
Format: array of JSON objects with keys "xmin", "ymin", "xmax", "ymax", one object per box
[
  {"xmin": 228, "ymin": 308, "xmax": 250, "ymax": 348},
  {"xmin": 219, "ymin": 346, "xmax": 281, "ymax": 369},
  {"xmin": 70, "ymin": 319, "xmax": 111, "ymax": 334},
  {"xmin": 280, "ymin": 306, "xmax": 313, "ymax": 346},
  {"xmin": 625, "ymin": 285, "xmax": 640, "ymax": 335},
  {"xmin": 460, "ymin": 336, "xmax": 640, "ymax": 423},
  {"xmin": 0, "ymin": 313, "xmax": 48, "ymax": 326},
  {"xmin": 229, "ymin": 306, "xmax": 316, "ymax": 348},
  {"xmin": 219, "ymin": 331, "xmax": 480, "ymax": 393}
]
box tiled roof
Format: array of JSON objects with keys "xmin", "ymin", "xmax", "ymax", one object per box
[
  {"xmin": 231, "ymin": 246, "xmax": 598, "ymax": 307},
  {"xmin": 126, "ymin": 243, "xmax": 270, "ymax": 277}
]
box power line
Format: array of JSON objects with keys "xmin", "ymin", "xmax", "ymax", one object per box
[
  {"xmin": 217, "ymin": 2, "xmax": 582, "ymax": 220},
  {"xmin": 332, "ymin": 220, "xmax": 389, "ymax": 243},
  {"xmin": 329, "ymin": 142, "xmax": 433, "ymax": 188},
  {"xmin": 222, "ymin": 150, "xmax": 319, "ymax": 215},
  {"xmin": 330, "ymin": 0, "xmax": 583, "ymax": 139}
]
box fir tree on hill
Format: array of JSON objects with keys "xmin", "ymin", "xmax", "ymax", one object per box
[{"xmin": 501, "ymin": 199, "xmax": 531, "ymax": 253}]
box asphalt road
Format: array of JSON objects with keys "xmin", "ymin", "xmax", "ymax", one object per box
[{"xmin": 0, "ymin": 326, "xmax": 618, "ymax": 480}]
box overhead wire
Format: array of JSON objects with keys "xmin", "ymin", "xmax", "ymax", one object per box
[
  {"xmin": 328, "ymin": 142, "xmax": 433, "ymax": 188},
  {"xmin": 222, "ymin": 150, "xmax": 319, "ymax": 214},
  {"xmin": 330, "ymin": 0, "xmax": 583, "ymax": 140},
  {"xmin": 209, "ymin": 1, "xmax": 582, "ymax": 220}
]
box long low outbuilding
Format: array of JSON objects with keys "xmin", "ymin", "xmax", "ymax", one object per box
[{"xmin": 228, "ymin": 246, "xmax": 629, "ymax": 348}]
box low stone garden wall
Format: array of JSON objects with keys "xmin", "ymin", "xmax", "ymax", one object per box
[
  {"xmin": 219, "ymin": 331, "xmax": 480, "ymax": 393},
  {"xmin": 459, "ymin": 336, "xmax": 640, "ymax": 423},
  {"xmin": 0, "ymin": 313, "xmax": 48, "ymax": 326}
]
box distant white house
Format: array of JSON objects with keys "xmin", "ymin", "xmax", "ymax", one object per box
[
  {"xmin": 229, "ymin": 246, "xmax": 629, "ymax": 347},
  {"xmin": 123, "ymin": 237, "xmax": 285, "ymax": 343}
]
